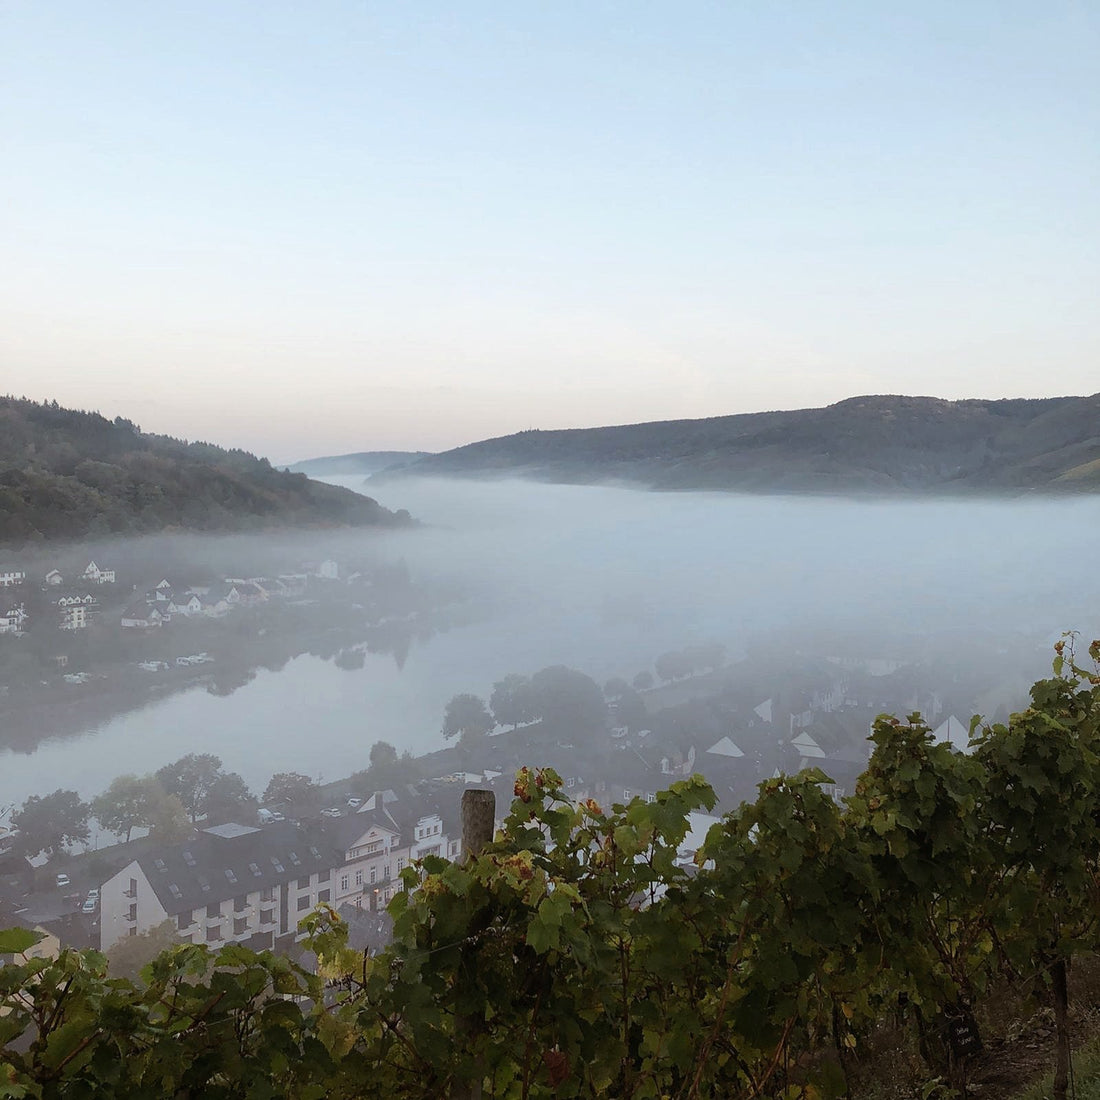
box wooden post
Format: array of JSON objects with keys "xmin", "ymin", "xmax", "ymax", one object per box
[
  {"xmin": 454, "ymin": 789, "xmax": 495, "ymax": 1100},
  {"xmin": 462, "ymin": 789, "xmax": 495, "ymax": 861}
]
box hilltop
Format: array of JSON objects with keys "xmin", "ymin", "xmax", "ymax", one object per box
[
  {"xmin": 0, "ymin": 397, "xmax": 412, "ymax": 545},
  {"xmin": 376, "ymin": 394, "xmax": 1100, "ymax": 494}
]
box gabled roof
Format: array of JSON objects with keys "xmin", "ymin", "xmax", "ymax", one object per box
[
  {"xmin": 705, "ymin": 736, "xmax": 744, "ymax": 758},
  {"xmin": 791, "ymin": 732, "xmax": 827, "ymax": 758},
  {"xmin": 934, "ymin": 715, "xmax": 973, "ymax": 754}
]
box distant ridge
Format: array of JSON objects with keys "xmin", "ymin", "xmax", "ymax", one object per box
[
  {"xmin": 0, "ymin": 397, "xmax": 413, "ymax": 545},
  {"xmin": 286, "ymin": 451, "xmax": 432, "ymax": 477},
  {"xmin": 374, "ymin": 394, "xmax": 1100, "ymax": 495}
]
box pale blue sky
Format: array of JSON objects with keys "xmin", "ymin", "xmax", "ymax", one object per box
[{"xmin": 2, "ymin": 1, "xmax": 1097, "ymax": 460}]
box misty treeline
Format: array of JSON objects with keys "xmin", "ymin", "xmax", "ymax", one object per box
[
  {"xmin": 9, "ymin": 744, "xmax": 415, "ymax": 857},
  {"xmin": 441, "ymin": 643, "xmax": 726, "ymax": 744},
  {"xmin": 4, "ymin": 642, "xmax": 1100, "ymax": 1099}
]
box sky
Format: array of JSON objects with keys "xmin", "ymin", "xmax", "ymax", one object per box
[{"xmin": 1, "ymin": 1, "xmax": 1097, "ymax": 462}]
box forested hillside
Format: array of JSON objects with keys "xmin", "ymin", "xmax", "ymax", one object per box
[
  {"xmin": 0, "ymin": 397, "xmax": 411, "ymax": 544},
  {"xmin": 381, "ymin": 393, "xmax": 1100, "ymax": 494}
]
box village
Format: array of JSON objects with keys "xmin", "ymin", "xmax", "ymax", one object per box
[
  {"xmin": 0, "ymin": 550, "xmax": 470, "ymax": 752},
  {"xmin": 0, "ymin": 616, "xmax": 1053, "ymax": 975}
]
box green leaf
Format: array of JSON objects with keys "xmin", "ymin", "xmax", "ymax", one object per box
[{"xmin": 0, "ymin": 928, "xmax": 43, "ymax": 955}]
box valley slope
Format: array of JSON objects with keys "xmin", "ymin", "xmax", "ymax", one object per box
[
  {"xmin": 375, "ymin": 394, "xmax": 1100, "ymax": 494},
  {"xmin": 0, "ymin": 397, "xmax": 412, "ymax": 545}
]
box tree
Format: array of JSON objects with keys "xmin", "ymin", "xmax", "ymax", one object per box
[
  {"xmin": 530, "ymin": 665, "xmax": 606, "ymax": 733},
  {"xmin": 13, "ymin": 789, "xmax": 90, "ymax": 858},
  {"xmin": 263, "ymin": 772, "xmax": 318, "ymax": 807},
  {"xmin": 489, "ymin": 674, "xmax": 538, "ymax": 729},
  {"xmin": 92, "ymin": 774, "xmax": 179, "ymax": 843},
  {"xmin": 655, "ymin": 649, "xmax": 693, "ymax": 682},
  {"xmin": 203, "ymin": 772, "xmax": 257, "ymax": 825},
  {"xmin": 613, "ymin": 686, "xmax": 648, "ymax": 732},
  {"xmin": 602, "ymin": 676, "xmax": 632, "ymax": 699},
  {"xmin": 369, "ymin": 741, "xmax": 398, "ymax": 769},
  {"xmin": 632, "ymin": 670, "xmax": 654, "ymax": 691},
  {"xmin": 156, "ymin": 753, "xmax": 223, "ymax": 823},
  {"xmin": 106, "ymin": 920, "xmax": 181, "ymax": 983},
  {"xmin": 441, "ymin": 693, "xmax": 494, "ymax": 745}
]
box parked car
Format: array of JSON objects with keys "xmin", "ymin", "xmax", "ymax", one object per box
[
  {"xmin": 346, "ymin": 797, "xmax": 363, "ymax": 808},
  {"xmin": 320, "ymin": 808, "xmax": 343, "ymax": 818},
  {"xmin": 86, "ymin": 888, "xmax": 99, "ymax": 900},
  {"xmin": 55, "ymin": 873, "xmax": 70, "ymax": 888},
  {"xmin": 81, "ymin": 898, "xmax": 97, "ymax": 914}
]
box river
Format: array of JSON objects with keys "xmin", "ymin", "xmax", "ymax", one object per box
[{"xmin": 1, "ymin": 476, "xmax": 1097, "ymax": 809}]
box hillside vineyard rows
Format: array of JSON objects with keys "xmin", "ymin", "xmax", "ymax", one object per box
[{"xmin": 2, "ymin": 641, "xmax": 1099, "ymax": 1099}]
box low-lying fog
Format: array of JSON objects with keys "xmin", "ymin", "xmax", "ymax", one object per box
[{"xmin": 2, "ymin": 476, "xmax": 1098, "ymax": 810}]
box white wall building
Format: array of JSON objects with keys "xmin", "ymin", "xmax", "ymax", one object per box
[
  {"xmin": 99, "ymin": 822, "xmax": 340, "ymax": 952},
  {"xmin": 0, "ymin": 570, "xmax": 26, "ymax": 588}
]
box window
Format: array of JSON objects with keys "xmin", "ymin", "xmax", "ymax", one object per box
[
  {"xmin": 369, "ymin": 868, "xmax": 376, "ymax": 884},
  {"xmin": 154, "ymin": 859, "xmax": 167, "ymax": 873},
  {"xmin": 297, "ymin": 875, "xmax": 309, "ymax": 889},
  {"xmin": 384, "ymin": 866, "xmax": 391, "ymax": 881},
  {"xmin": 397, "ymin": 858, "xmax": 405, "ymax": 872},
  {"xmin": 206, "ymin": 902, "xmax": 220, "ymax": 919},
  {"xmin": 355, "ymin": 870, "xmax": 362, "ymax": 887},
  {"xmin": 260, "ymin": 887, "xmax": 273, "ymax": 902},
  {"xmin": 234, "ymin": 918, "xmax": 249, "ymax": 936},
  {"xmin": 168, "ymin": 884, "xmax": 182, "ymax": 899},
  {"xmin": 177, "ymin": 913, "xmax": 191, "ymax": 931},
  {"xmin": 297, "ymin": 895, "xmax": 311, "ymax": 912},
  {"xmin": 316, "ymin": 868, "xmax": 329, "ymax": 882},
  {"xmin": 308, "ymin": 846, "xmax": 321, "ymax": 859},
  {"xmin": 249, "ymin": 862, "xmax": 262, "ymax": 877},
  {"xmin": 206, "ymin": 926, "xmax": 222, "ymax": 942},
  {"xmin": 183, "ymin": 850, "xmax": 196, "ymax": 867},
  {"xmin": 288, "ymin": 851, "xmax": 300, "ymax": 865},
  {"xmin": 128, "ymin": 927, "xmax": 137, "ymax": 937},
  {"xmin": 449, "ymin": 841, "xmax": 458, "ymax": 857},
  {"xmin": 234, "ymin": 894, "xmax": 248, "ymax": 912},
  {"xmin": 128, "ymin": 903, "xmax": 137, "ymax": 921},
  {"xmin": 340, "ymin": 874, "xmax": 349, "ymax": 892},
  {"xmin": 271, "ymin": 857, "xmax": 285, "ymax": 874},
  {"xmin": 197, "ymin": 875, "xmax": 210, "ymax": 893},
  {"xmin": 317, "ymin": 888, "xmax": 330, "ymax": 903},
  {"xmin": 260, "ymin": 908, "xmax": 274, "ymax": 925},
  {"xmin": 224, "ymin": 869, "xmax": 238, "ymax": 884}
]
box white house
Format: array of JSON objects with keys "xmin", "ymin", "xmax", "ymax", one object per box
[
  {"xmin": 99, "ymin": 822, "xmax": 341, "ymax": 952},
  {"xmin": 82, "ymin": 561, "xmax": 116, "ymax": 585},
  {"xmin": 318, "ymin": 560, "xmax": 339, "ymax": 581},
  {"xmin": 121, "ymin": 604, "xmax": 165, "ymax": 630},
  {"xmin": 43, "ymin": 569, "xmax": 64, "ymax": 587},
  {"xmin": 57, "ymin": 594, "xmax": 97, "ymax": 630},
  {"xmin": 0, "ymin": 604, "xmax": 27, "ymax": 635},
  {"xmin": 0, "ymin": 570, "xmax": 26, "ymax": 588},
  {"xmin": 167, "ymin": 593, "xmax": 204, "ymax": 617},
  {"xmin": 705, "ymin": 736, "xmax": 745, "ymax": 759}
]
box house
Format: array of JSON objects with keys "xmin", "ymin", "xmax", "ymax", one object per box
[
  {"xmin": 0, "ymin": 570, "xmax": 26, "ymax": 588},
  {"xmin": 99, "ymin": 821, "xmax": 341, "ymax": 953},
  {"xmin": 0, "ymin": 604, "xmax": 27, "ymax": 635},
  {"xmin": 43, "ymin": 569, "xmax": 64, "ymax": 587},
  {"xmin": 318, "ymin": 560, "xmax": 339, "ymax": 581},
  {"xmin": 167, "ymin": 592, "xmax": 205, "ymax": 618},
  {"xmin": 56, "ymin": 594, "xmax": 98, "ymax": 630},
  {"xmin": 121, "ymin": 603, "xmax": 165, "ymax": 630},
  {"xmin": 934, "ymin": 715, "xmax": 973, "ymax": 754},
  {"xmin": 81, "ymin": 561, "xmax": 116, "ymax": 585},
  {"xmin": 791, "ymin": 731, "xmax": 827, "ymax": 765},
  {"xmin": 325, "ymin": 809, "xmax": 406, "ymax": 913}
]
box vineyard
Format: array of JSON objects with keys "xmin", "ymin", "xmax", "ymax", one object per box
[{"xmin": 2, "ymin": 639, "xmax": 1099, "ymax": 1099}]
